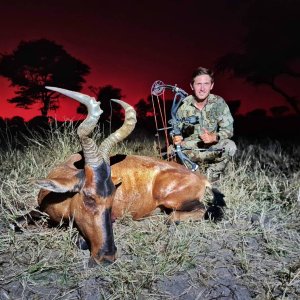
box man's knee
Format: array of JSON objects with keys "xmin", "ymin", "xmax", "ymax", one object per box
[{"xmin": 220, "ymin": 139, "xmax": 237, "ymax": 158}]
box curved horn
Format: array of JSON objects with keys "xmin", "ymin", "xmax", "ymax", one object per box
[
  {"xmin": 45, "ymin": 86, "xmax": 104, "ymax": 167},
  {"xmin": 97, "ymin": 99, "xmax": 137, "ymax": 163}
]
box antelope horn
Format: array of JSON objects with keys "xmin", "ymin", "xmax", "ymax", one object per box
[
  {"xmin": 45, "ymin": 86, "xmax": 103, "ymax": 167},
  {"xmin": 98, "ymin": 99, "xmax": 137, "ymax": 163}
]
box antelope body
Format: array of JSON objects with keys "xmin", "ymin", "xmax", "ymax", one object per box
[
  {"xmin": 34, "ymin": 87, "xmax": 225, "ymax": 265},
  {"xmin": 112, "ymin": 155, "xmax": 213, "ymax": 221}
]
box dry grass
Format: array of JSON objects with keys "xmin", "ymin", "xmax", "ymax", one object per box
[{"xmin": 0, "ymin": 124, "xmax": 299, "ymax": 299}]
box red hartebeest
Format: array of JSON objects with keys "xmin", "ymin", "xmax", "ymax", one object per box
[{"xmin": 23, "ymin": 88, "xmax": 225, "ymax": 266}]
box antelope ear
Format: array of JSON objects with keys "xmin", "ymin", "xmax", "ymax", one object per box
[{"xmin": 33, "ymin": 177, "xmax": 83, "ymax": 193}]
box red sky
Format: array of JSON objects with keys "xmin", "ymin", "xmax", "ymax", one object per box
[{"xmin": 0, "ymin": 1, "xmax": 294, "ymax": 121}]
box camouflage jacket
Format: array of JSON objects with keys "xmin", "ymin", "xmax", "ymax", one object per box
[{"xmin": 176, "ymin": 94, "xmax": 234, "ymax": 142}]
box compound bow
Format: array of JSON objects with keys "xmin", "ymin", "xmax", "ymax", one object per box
[{"xmin": 151, "ymin": 80, "xmax": 199, "ymax": 171}]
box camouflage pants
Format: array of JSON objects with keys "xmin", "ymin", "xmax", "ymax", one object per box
[{"xmin": 182, "ymin": 138, "xmax": 237, "ymax": 178}]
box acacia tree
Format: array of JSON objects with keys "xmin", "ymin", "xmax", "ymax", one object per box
[
  {"xmin": 0, "ymin": 39, "xmax": 90, "ymax": 117},
  {"xmin": 215, "ymin": 0, "xmax": 300, "ymax": 114}
]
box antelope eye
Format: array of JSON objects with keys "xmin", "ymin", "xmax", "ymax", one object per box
[
  {"xmin": 83, "ymin": 191, "xmax": 96, "ymax": 200},
  {"xmin": 83, "ymin": 194, "xmax": 97, "ymax": 208}
]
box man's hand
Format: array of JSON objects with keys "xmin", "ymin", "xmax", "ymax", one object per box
[
  {"xmin": 172, "ymin": 135, "xmax": 183, "ymax": 145},
  {"xmin": 200, "ymin": 128, "xmax": 218, "ymax": 144}
]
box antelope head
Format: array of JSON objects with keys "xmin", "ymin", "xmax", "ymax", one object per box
[{"xmin": 35, "ymin": 86, "xmax": 136, "ymax": 265}]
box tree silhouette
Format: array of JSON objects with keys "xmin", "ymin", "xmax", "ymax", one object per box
[
  {"xmin": 270, "ymin": 105, "xmax": 289, "ymax": 117},
  {"xmin": 215, "ymin": 0, "xmax": 300, "ymax": 114},
  {"xmin": 77, "ymin": 85, "xmax": 124, "ymax": 128},
  {"xmin": 134, "ymin": 95, "xmax": 175, "ymax": 134},
  {"xmin": 0, "ymin": 39, "xmax": 90, "ymax": 117},
  {"xmin": 246, "ymin": 109, "xmax": 267, "ymax": 118},
  {"xmin": 227, "ymin": 100, "xmax": 241, "ymax": 117},
  {"xmin": 134, "ymin": 97, "xmax": 153, "ymax": 123},
  {"xmin": 0, "ymin": 117, "xmax": 5, "ymax": 129},
  {"xmin": 10, "ymin": 116, "xmax": 25, "ymax": 128}
]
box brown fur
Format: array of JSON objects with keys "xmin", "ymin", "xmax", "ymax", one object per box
[
  {"xmin": 110, "ymin": 155, "xmax": 210, "ymax": 221},
  {"xmin": 36, "ymin": 153, "xmax": 222, "ymax": 265}
]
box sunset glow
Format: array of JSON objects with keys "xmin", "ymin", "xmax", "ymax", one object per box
[{"xmin": 0, "ymin": 1, "xmax": 297, "ymax": 122}]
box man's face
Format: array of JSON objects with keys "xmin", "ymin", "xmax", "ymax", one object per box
[{"xmin": 190, "ymin": 74, "xmax": 214, "ymax": 101}]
